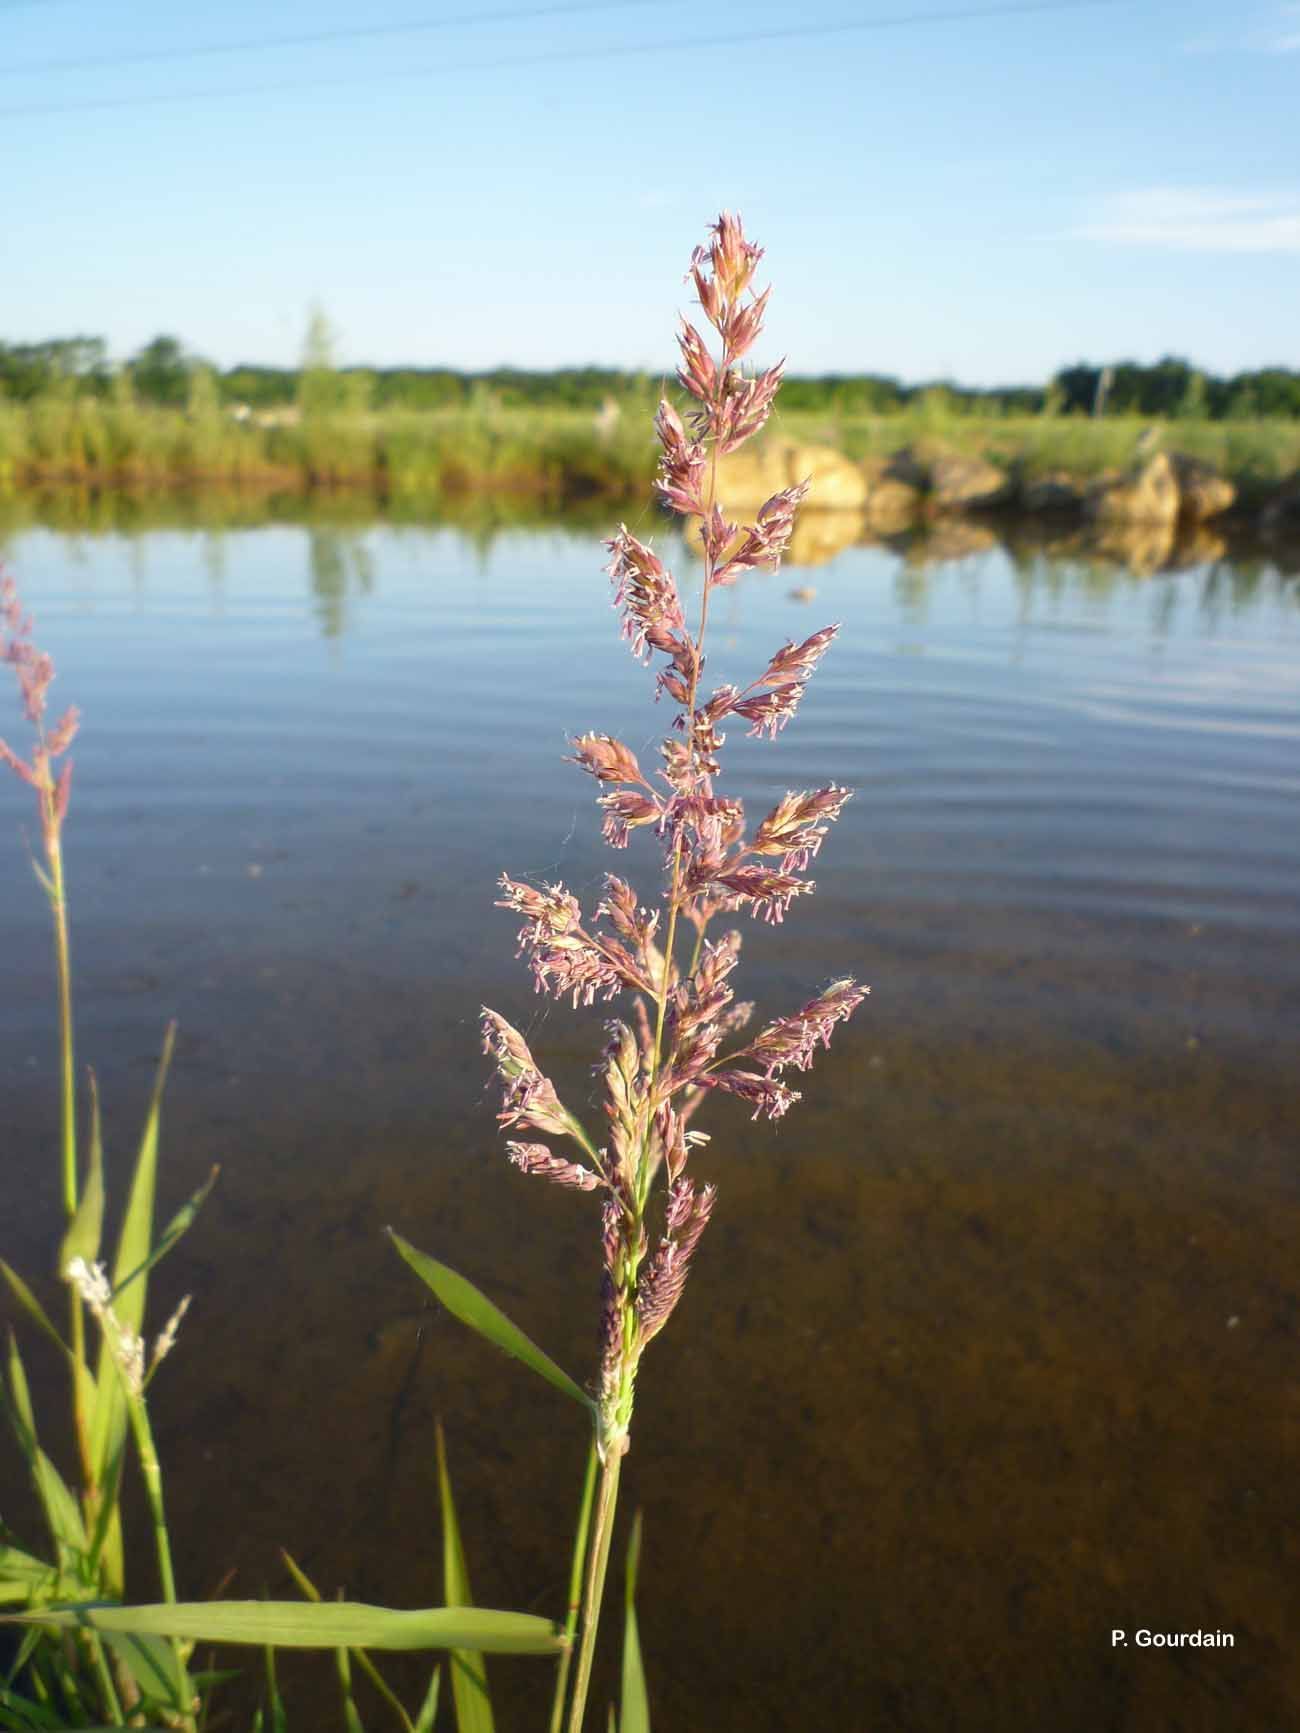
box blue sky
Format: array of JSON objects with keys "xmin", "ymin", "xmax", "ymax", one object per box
[{"xmin": 2, "ymin": 0, "xmax": 1298, "ymax": 384}]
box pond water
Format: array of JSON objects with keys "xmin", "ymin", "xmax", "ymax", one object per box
[{"xmin": 1, "ymin": 502, "xmax": 1297, "ymax": 1731}]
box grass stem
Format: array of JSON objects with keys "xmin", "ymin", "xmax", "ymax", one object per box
[{"xmin": 563, "ymin": 1446, "xmax": 622, "ymax": 1733}]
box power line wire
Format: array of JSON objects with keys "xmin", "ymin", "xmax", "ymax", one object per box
[
  {"xmin": 0, "ymin": 0, "xmax": 1125, "ymax": 122},
  {"xmin": 0, "ymin": 0, "xmax": 663, "ymax": 82}
]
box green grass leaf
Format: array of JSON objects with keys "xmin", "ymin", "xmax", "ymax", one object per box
[
  {"xmin": 112, "ymin": 1166, "xmax": 219, "ymax": 1309},
  {"xmin": 436, "ymin": 1424, "xmax": 493, "ymax": 1733},
  {"xmin": 387, "ymin": 1232, "xmax": 592, "ymax": 1411},
  {"xmin": 0, "ymin": 1264, "xmax": 69, "ymax": 1363},
  {"xmin": 97, "ymin": 1630, "xmax": 191, "ymax": 1719},
  {"xmin": 12, "ymin": 1601, "xmax": 566, "ymax": 1655},
  {"xmin": 619, "ymin": 1514, "xmax": 649, "ymax": 1733},
  {"xmin": 88, "ymin": 1027, "xmax": 175, "ymax": 1548},
  {"xmin": 334, "ymin": 1638, "xmax": 366, "ymax": 1733},
  {"xmin": 58, "ymin": 1072, "xmax": 105, "ymax": 1276},
  {"xmin": 412, "ymin": 1664, "xmax": 441, "ymax": 1733},
  {"xmin": 2, "ymin": 1335, "xmax": 88, "ymax": 1574},
  {"xmin": 0, "ymin": 1542, "xmax": 59, "ymax": 1605}
]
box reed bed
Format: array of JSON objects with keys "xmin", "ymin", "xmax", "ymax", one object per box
[{"xmin": 3, "ymin": 386, "xmax": 1299, "ymax": 505}]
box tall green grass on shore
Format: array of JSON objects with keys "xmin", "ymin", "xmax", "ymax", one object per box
[{"xmin": 3, "ymin": 380, "xmax": 1300, "ymax": 504}]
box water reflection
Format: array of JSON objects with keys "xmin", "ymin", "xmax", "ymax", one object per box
[{"xmin": 307, "ymin": 525, "xmax": 374, "ymax": 639}]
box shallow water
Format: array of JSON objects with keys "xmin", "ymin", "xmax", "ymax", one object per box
[{"xmin": 1, "ymin": 504, "xmax": 1297, "ymax": 1731}]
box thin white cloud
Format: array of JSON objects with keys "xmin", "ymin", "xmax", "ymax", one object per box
[{"xmin": 1079, "ymin": 187, "xmax": 1300, "ymax": 253}]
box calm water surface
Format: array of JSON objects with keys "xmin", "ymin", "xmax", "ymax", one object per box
[{"xmin": 2, "ymin": 506, "xmax": 1297, "ymax": 1731}]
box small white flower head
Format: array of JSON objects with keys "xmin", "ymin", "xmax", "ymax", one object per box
[
  {"xmin": 117, "ymin": 1331, "xmax": 145, "ymax": 1399},
  {"xmin": 151, "ymin": 1295, "xmax": 192, "ymax": 1372},
  {"xmin": 65, "ymin": 1255, "xmax": 112, "ymax": 1316}
]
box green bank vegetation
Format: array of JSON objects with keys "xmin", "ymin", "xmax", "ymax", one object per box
[
  {"xmin": 4, "ymin": 393, "xmax": 1300, "ymax": 506},
  {"xmin": 2, "ymin": 330, "xmax": 1300, "ymax": 502}
]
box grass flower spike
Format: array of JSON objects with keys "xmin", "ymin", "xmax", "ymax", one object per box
[{"xmin": 477, "ymin": 212, "xmax": 869, "ymax": 1729}]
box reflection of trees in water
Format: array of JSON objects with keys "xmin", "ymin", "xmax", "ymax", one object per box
[
  {"xmin": 899, "ymin": 530, "xmax": 1298, "ymax": 635},
  {"xmin": 306, "ymin": 526, "xmax": 375, "ymax": 639},
  {"xmin": 0, "ymin": 490, "xmax": 1296, "ymax": 638}
]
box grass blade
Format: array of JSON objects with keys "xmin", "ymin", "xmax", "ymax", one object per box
[
  {"xmin": 58, "ymin": 1072, "xmax": 105, "ymax": 1276},
  {"xmin": 112, "ymin": 1166, "xmax": 219, "ymax": 1306},
  {"xmin": 3, "ymin": 1335, "xmax": 88, "ymax": 1572},
  {"xmin": 97, "ymin": 1631, "xmax": 190, "ymax": 1720},
  {"xmin": 436, "ymin": 1424, "xmax": 493, "ymax": 1733},
  {"xmin": 0, "ymin": 1543, "xmax": 59, "ymax": 1604},
  {"xmin": 88, "ymin": 1027, "xmax": 175, "ymax": 1547},
  {"xmin": 412, "ymin": 1664, "xmax": 441, "ymax": 1733},
  {"xmin": 619, "ymin": 1514, "xmax": 649, "ymax": 1733},
  {"xmin": 0, "ymin": 1264, "xmax": 69, "ymax": 1363},
  {"xmin": 387, "ymin": 1232, "xmax": 592, "ymax": 1411},
  {"xmin": 281, "ymin": 1553, "xmax": 414, "ymax": 1733},
  {"xmin": 107, "ymin": 1023, "xmax": 176, "ymax": 1330},
  {"xmin": 12, "ymin": 1601, "xmax": 566, "ymax": 1655},
  {"xmin": 263, "ymin": 1646, "xmax": 287, "ymax": 1733},
  {"xmin": 334, "ymin": 1638, "xmax": 366, "ymax": 1733}
]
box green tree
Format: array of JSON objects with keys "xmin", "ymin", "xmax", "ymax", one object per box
[
  {"xmin": 132, "ymin": 336, "xmax": 192, "ymax": 406},
  {"xmin": 297, "ymin": 305, "xmax": 343, "ymax": 419}
]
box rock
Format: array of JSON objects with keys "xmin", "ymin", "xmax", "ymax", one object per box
[
  {"xmin": 905, "ymin": 520, "xmax": 998, "ymax": 567},
  {"xmin": 1021, "ymin": 471, "xmax": 1086, "ymax": 515},
  {"xmin": 1170, "ymin": 453, "xmax": 1235, "ymax": 522},
  {"xmin": 928, "ymin": 453, "xmax": 1012, "ymax": 511},
  {"xmin": 1168, "ymin": 525, "xmax": 1227, "ymax": 570},
  {"xmin": 786, "ymin": 510, "xmax": 864, "ymax": 567},
  {"xmin": 787, "ymin": 443, "xmax": 870, "ymax": 509},
  {"xmin": 714, "ymin": 440, "xmax": 867, "ymax": 511},
  {"xmin": 1087, "ymin": 451, "xmax": 1180, "ymax": 527},
  {"xmin": 861, "ymin": 467, "xmax": 923, "ymax": 532},
  {"xmin": 712, "ymin": 444, "xmax": 789, "ymax": 511},
  {"xmin": 1089, "ymin": 518, "xmax": 1177, "ymax": 576}
]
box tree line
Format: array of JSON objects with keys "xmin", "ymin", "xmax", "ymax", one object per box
[{"xmin": 2, "ymin": 331, "xmax": 1298, "ymax": 420}]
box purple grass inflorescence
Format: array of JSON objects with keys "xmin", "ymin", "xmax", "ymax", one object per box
[
  {"xmin": 0, "ymin": 570, "xmax": 79, "ymax": 841},
  {"xmin": 481, "ymin": 213, "xmax": 869, "ymax": 1469}
]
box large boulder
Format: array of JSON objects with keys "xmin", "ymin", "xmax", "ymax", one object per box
[
  {"xmin": 928, "ymin": 453, "xmax": 1012, "ymax": 511},
  {"xmin": 711, "ymin": 443, "xmax": 789, "ymax": 511},
  {"xmin": 1087, "ymin": 451, "xmax": 1180, "ymax": 527},
  {"xmin": 864, "ymin": 477, "xmax": 923, "ymax": 532},
  {"xmin": 1170, "ymin": 453, "xmax": 1235, "ymax": 522},
  {"xmin": 858, "ymin": 455, "xmax": 923, "ymax": 529},
  {"xmin": 714, "ymin": 440, "xmax": 867, "ymax": 511},
  {"xmin": 907, "ymin": 520, "xmax": 999, "ymax": 566},
  {"xmin": 786, "ymin": 509, "xmax": 866, "ymax": 567},
  {"xmin": 786, "ymin": 443, "xmax": 870, "ymax": 509},
  {"xmin": 1089, "ymin": 518, "xmax": 1177, "ymax": 576}
]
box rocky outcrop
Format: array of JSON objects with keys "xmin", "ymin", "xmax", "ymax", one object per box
[
  {"xmin": 789, "ymin": 443, "xmax": 870, "ymax": 509},
  {"xmin": 1170, "ymin": 453, "xmax": 1235, "ymax": 522},
  {"xmin": 786, "ymin": 509, "xmax": 866, "ymax": 567},
  {"xmin": 928, "ymin": 453, "xmax": 1012, "ymax": 511},
  {"xmin": 1087, "ymin": 452, "xmax": 1180, "ymax": 527},
  {"xmin": 714, "ymin": 441, "xmax": 867, "ymax": 511},
  {"xmin": 858, "ymin": 453, "xmax": 924, "ymax": 529},
  {"xmin": 1089, "ymin": 518, "xmax": 1177, "ymax": 576}
]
